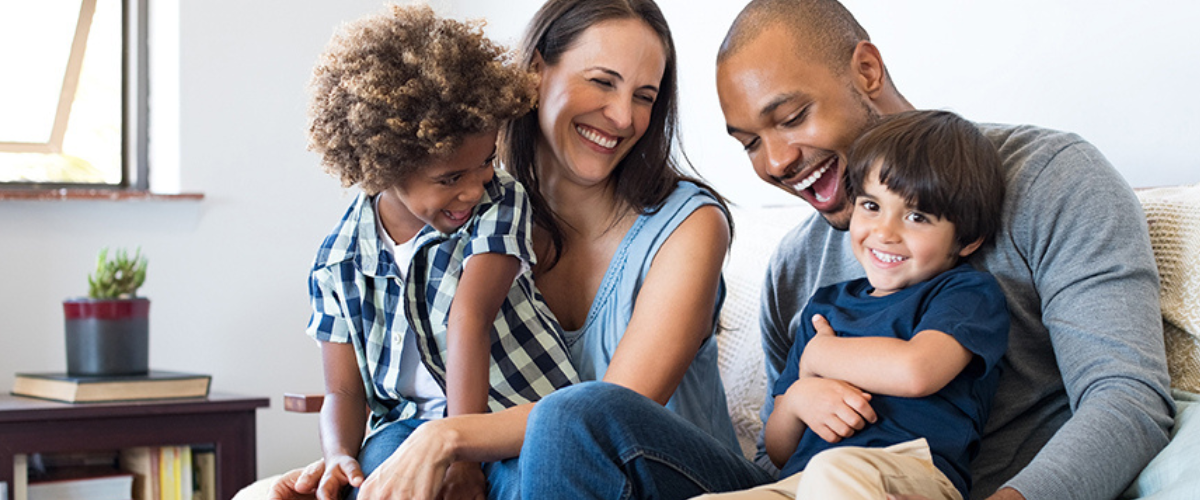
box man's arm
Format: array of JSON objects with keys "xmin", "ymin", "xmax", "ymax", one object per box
[{"xmin": 994, "ymin": 140, "xmax": 1173, "ymax": 500}]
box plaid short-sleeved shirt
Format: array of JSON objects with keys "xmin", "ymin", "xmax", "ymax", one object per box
[{"xmin": 307, "ymin": 169, "xmax": 577, "ymax": 430}]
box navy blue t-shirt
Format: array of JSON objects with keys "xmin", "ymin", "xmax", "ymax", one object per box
[{"xmin": 772, "ymin": 263, "xmax": 1009, "ymax": 498}]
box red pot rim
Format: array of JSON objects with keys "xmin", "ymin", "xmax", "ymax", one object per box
[{"xmin": 64, "ymin": 298, "xmax": 150, "ymax": 320}]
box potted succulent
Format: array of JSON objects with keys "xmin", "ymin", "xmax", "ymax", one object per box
[{"xmin": 64, "ymin": 247, "xmax": 150, "ymax": 376}]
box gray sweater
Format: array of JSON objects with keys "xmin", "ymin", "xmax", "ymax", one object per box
[{"xmin": 756, "ymin": 123, "xmax": 1175, "ymax": 500}]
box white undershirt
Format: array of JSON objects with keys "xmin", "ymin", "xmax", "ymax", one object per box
[{"xmin": 375, "ymin": 198, "xmax": 447, "ymax": 419}]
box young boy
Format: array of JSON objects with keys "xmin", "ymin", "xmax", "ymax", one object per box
[
  {"xmin": 706, "ymin": 110, "xmax": 1009, "ymax": 500},
  {"xmin": 303, "ymin": 5, "xmax": 577, "ymax": 498}
]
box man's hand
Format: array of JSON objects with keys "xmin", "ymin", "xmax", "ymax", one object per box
[
  {"xmin": 786, "ymin": 377, "xmax": 876, "ymax": 443},
  {"xmin": 437, "ymin": 461, "xmax": 487, "ymax": 500},
  {"xmin": 268, "ymin": 459, "xmax": 325, "ymax": 500}
]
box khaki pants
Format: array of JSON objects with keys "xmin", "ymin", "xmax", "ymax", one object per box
[{"xmin": 694, "ymin": 439, "xmax": 962, "ymax": 500}]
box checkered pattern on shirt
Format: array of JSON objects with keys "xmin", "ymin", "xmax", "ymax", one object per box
[
  {"xmin": 307, "ymin": 169, "xmax": 576, "ymax": 430},
  {"xmin": 405, "ymin": 169, "xmax": 577, "ymax": 412}
]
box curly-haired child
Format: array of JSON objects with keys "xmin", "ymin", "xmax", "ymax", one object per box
[{"xmin": 303, "ymin": 5, "xmax": 577, "ymax": 498}]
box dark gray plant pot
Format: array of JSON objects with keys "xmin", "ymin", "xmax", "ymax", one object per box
[{"xmin": 64, "ymin": 298, "xmax": 150, "ymax": 376}]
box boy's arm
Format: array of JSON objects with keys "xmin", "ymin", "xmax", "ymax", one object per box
[
  {"xmin": 765, "ymin": 377, "xmax": 876, "ymax": 467},
  {"xmin": 445, "ymin": 252, "xmax": 521, "ymax": 416},
  {"xmin": 317, "ymin": 341, "xmax": 368, "ymax": 496},
  {"xmin": 801, "ymin": 314, "xmax": 974, "ymax": 398}
]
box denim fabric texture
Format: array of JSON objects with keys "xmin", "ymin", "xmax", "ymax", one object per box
[{"xmin": 520, "ymin": 382, "xmax": 772, "ymax": 499}]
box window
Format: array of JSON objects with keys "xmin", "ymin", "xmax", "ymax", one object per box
[{"xmin": 0, "ymin": 0, "xmax": 147, "ymax": 190}]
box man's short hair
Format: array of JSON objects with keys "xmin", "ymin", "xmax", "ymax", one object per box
[
  {"xmin": 844, "ymin": 110, "xmax": 1006, "ymax": 248},
  {"xmin": 718, "ymin": 0, "xmax": 868, "ymax": 74}
]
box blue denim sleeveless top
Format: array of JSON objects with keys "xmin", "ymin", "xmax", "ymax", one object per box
[{"xmin": 562, "ymin": 181, "xmax": 739, "ymax": 452}]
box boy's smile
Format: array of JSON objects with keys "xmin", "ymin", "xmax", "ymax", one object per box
[
  {"xmin": 849, "ymin": 165, "xmax": 980, "ymax": 297},
  {"xmin": 380, "ymin": 130, "xmax": 499, "ymax": 239}
]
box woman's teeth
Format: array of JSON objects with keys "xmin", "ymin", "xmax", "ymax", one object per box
[{"xmin": 577, "ymin": 125, "xmax": 617, "ymax": 149}]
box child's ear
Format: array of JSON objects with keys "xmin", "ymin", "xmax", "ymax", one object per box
[{"xmin": 958, "ymin": 237, "xmax": 985, "ymax": 258}]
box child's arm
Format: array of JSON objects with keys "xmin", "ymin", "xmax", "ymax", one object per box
[
  {"xmin": 765, "ymin": 377, "xmax": 876, "ymax": 467},
  {"xmin": 316, "ymin": 341, "xmax": 368, "ymax": 499},
  {"xmin": 800, "ymin": 314, "xmax": 974, "ymax": 398},
  {"xmin": 445, "ymin": 252, "xmax": 521, "ymax": 416},
  {"xmin": 441, "ymin": 252, "xmax": 521, "ymax": 497}
]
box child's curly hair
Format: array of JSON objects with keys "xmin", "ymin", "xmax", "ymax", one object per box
[{"xmin": 307, "ymin": 4, "xmax": 537, "ymax": 195}]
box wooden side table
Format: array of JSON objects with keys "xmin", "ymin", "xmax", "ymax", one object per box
[{"xmin": 0, "ymin": 392, "xmax": 268, "ymax": 500}]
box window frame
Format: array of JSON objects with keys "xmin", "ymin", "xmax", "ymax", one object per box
[{"xmin": 0, "ymin": 0, "xmax": 149, "ymax": 192}]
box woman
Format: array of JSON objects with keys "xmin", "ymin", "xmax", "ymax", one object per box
[{"xmin": 272, "ymin": 1, "xmax": 766, "ymax": 498}]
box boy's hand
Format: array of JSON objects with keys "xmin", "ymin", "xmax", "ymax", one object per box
[
  {"xmin": 787, "ymin": 377, "xmax": 876, "ymax": 443},
  {"xmin": 800, "ymin": 314, "xmax": 836, "ymax": 378},
  {"xmin": 317, "ymin": 455, "xmax": 364, "ymax": 500},
  {"xmin": 438, "ymin": 461, "xmax": 487, "ymax": 500}
]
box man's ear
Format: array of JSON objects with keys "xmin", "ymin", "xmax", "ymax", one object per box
[
  {"xmin": 958, "ymin": 237, "xmax": 985, "ymax": 258},
  {"xmin": 850, "ymin": 40, "xmax": 886, "ymax": 99}
]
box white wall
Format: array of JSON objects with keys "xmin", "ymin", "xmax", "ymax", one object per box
[
  {"xmin": 0, "ymin": 0, "xmax": 386, "ymax": 480},
  {"xmin": 451, "ymin": 0, "xmax": 1200, "ymax": 207},
  {"xmin": 1, "ymin": 0, "xmax": 1197, "ymax": 482}
]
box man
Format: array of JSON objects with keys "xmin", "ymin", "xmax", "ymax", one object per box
[{"xmin": 717, "ymin": 1, "xmax": 1173, "ymax": 499}]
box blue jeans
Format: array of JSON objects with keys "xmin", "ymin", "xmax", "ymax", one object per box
[
  {"xmin": 351, "ymin": 418, "xmax": 521, "ymax": 500},
  {"xmin": 520, "ymin": 381, "xmax": 774, "ymax": 499}
]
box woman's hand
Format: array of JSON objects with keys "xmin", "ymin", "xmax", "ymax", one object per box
[
  {"xmin": 268, "ymin": 459, "xmax": 325, "ymax": 500},
  {"xmin": 317, "ymin": 455, "xmax": 364, "ymax": 500},
  {"xmin": 358, "ymin": 420, "xmax": 458, "ymax": 500}
]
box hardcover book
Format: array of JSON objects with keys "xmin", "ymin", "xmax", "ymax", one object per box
[{"xmin": 11, "ymin": 371, "xmax": 210, "ymax": 403}]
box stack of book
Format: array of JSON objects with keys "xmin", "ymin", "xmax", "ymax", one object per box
[
  {"xmin": 10, "ymin": 371, "xmax": 210, "ymax": 403},
  {"xmin": 10, "ymin": 447, "xmax": 216, "ymax": 500},
  {"xmin": 119, "ymin": 446, "xmax": 216, "ymax": 500}
]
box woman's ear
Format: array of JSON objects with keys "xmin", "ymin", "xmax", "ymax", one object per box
[
  {"xmin": 850, "ymin": 40, "xmax": 886, "ymax": 99},
  {"xmin": 531, "ymin": 50, "xmax": 545, "ymax": 73},
  {"xmin": 958, "ymin": 237, "xmax": 985, "ymax": 258}
]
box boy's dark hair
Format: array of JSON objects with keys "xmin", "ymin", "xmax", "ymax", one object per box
[
  {"xmin": 307, "ymin": 5, "xmax": 537, "ymax": 195},
  {"xmin": 844, "ymin": 109, "xmax": 1005, "ymax": 248}
]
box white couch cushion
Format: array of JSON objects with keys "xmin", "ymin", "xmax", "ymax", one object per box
[{"xmin": 718, "ymin": 204, "xmax": 813, "ymax": 459}]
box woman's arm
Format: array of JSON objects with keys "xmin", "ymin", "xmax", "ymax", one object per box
[
  {"xmin": 603, "ymin": 205, "xmax": 731, "ymax": 403},
  {"xmin": 317, "ymin": 341, "xmax": 368, "ymax": 498}
]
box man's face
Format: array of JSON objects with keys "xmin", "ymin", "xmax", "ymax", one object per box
[{"xmin": 717, "ymin": 25, "xmax": 878, "ymax": 230}]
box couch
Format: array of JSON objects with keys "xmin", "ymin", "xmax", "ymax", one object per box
[{"xmin": 238, "ymin": 183, "xmax": 1200, "ymax": 499}]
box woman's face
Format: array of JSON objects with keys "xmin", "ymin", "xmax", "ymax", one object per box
[{"xmin": 535, "ymin": 18, "xmax": 667, "ymax": 187}]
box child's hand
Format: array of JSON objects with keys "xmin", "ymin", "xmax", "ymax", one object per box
[
  {"xmin": 787, "ymin": 377, "xmax": 876, "ymax": 443},
  {"xmin": 438, "ymin": 461, "xmax": 487, "ymax": 500},
  {"xmin": 799, "ymin": 314, "xmax": 837, "ymax": 379},
  {"xmin": 316, "ymin": 455, "xmax": 364, "ymax": 500}
]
